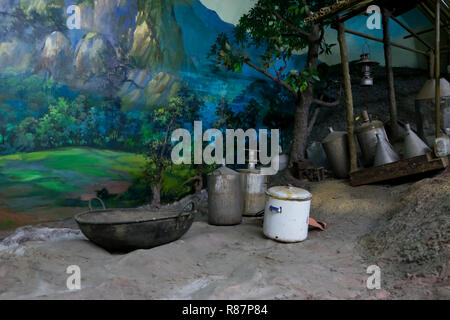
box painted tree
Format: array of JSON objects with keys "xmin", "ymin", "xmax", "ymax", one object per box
[
  {"xmin": 144, "ymin": 95, "xmax": 199, "ymax": 207},
  {"xmin": 210, "ymin": 0, "xmax": 340, "ymax": 166}
]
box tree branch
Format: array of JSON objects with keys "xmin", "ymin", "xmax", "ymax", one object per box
[
  {"xmin": 308, "ymin": 107, "xmax": 321, "ymax": 134},
  {"xmin": 312, "ymin": 86, "xmax": 342, "ymax": 107},
  {"xmin": 256, "ymin": 4, "xmax": 311, "ymax": 40},
  {"xmin": 312, "ymin": 98, "xmax": 340, "ymax": 107},
  {"xmin": 272, "ymin": 10, "xmax": 311, "ymax": 40},
  {"xmin": 245, "ymin": 60, "xmax": 298, "ymax": 96}
]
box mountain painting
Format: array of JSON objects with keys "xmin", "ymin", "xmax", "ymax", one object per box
[{"xmin": 0, "ymin": 0, "xmax": 295, "ymax": 225}]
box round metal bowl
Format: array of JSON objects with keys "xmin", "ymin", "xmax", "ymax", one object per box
[{"xmin": 74, "ymin": 198, "xmax": 196, "ymax": 252}]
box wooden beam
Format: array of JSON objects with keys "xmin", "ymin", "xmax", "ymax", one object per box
[
  {"xmin": 350, "ymin": 154, "xmax": 449, "ymax": 186},
  {"xmin": 336, "ymin": 27, "xmax": 430, "ymax": 56},
  {"xmin": 390, "ymin": 15, "xmax": 433, "ymax": 50},
  {"xmin": 382, "ymin": 8, "xmax": 400, "ymax": 141},
  {"xmin": 338, "ymin": 6, "xmax": 367, "ymax": 23},
  {"xmin": 436, "ymin": 0, "xmax": 441, "ymax": 138},
  {"xmin": 403, "ymin": 24, "xmax": 450, "ymax": 39},
  {"xmin": 304, "ymin": 0, "xmax": 370, "ymax": 24},
  {"xmin": 337, "ymin": 21, "xmax": 358, "ymax": 173}
]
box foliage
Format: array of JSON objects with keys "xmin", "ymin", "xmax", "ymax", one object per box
[
  {"xmin": 143, "ymin": 95, "xmax": 200, "ymax": 206},
  {"xmin": 209, "ymin": 0, "xmax": 336, "ymax": 97},
  {"xmin": 209, "ymin": 0, "xmax": 340, "ymax": 163},
  {"xmin": 0, "ymin": 74, "xmax": 206, "ymax": 157}
]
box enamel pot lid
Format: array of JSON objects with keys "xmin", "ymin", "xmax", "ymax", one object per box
[{"xmin": 266, "ymin": 186, "xmax": 312, "ymax": 201}]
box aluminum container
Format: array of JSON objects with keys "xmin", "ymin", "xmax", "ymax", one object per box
[
  {"xmin": 355, "ymin": 117, "xmax": 389, "ymax": 167},
  {"xmin": 238, "ymin": 169, "xmax": 267, "ymax": 216},
  {"xmin": 321, "ymin": 127, "xmax": 350, "ymax": 178},
  {"xmin": 207, "ymin": 166, "xmax": 243, "ymax": 226},
  {"xmin": 435, "ymin": 135, "xmax": 450, "ymax": 157}
]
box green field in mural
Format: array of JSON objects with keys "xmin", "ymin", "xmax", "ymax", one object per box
[{"xmin": 0, "ymin": 148, "xmax": 195, "ymax": 221}]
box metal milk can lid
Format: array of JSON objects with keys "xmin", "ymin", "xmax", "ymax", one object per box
[
  {"xmin": 266, "ymin": 186, "xmax": 312, "ymax": 201},
  {"xmin": 210, "ymin": 166, "xmax": 240, "ymax": 176},
  {"xmin": 322, "ymin": 127, "xmax": 347, "ymax": 144}
]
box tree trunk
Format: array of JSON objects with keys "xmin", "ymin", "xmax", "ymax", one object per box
[
  {"xmin": 151, "ymin": 182, "xmax": 161, "ymax": 207},
  {"xmin": 289, "ymin": 24, "xmax": 321, "ymax": 167},
  {"xmin": 195, "ymin": 164, "xmax": 203, "ymax": 194},
  {"xmin": 151, "ymin": 167, "xmax": 165, "ymax": 207},
  {"xmin": 289, "ymin": 92, "xmax": 312, "ymax": 166}
]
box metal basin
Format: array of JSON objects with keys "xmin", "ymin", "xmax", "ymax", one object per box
[{"xmin": 74, "ymin": 198, "xmax": 196, "ymax": 252}]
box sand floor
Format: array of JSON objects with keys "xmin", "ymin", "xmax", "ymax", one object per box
[{"xmin": 0, "ymin": 179, "xmax": 448, "ymax": 300}]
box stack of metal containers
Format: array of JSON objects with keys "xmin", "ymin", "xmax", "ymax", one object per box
[
  {"xmin": 207, "ymin": 149, "xmax": 268, "ymax": 226},
  {"xmin": 321, "ymin": 110, "xmax": 435, "ymax": 177}
]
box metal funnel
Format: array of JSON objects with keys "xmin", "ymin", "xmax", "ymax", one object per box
[
  {"xmin": 403, "ymin": 123, "xmax": 431, "ymax": 159},
  {"xmin": 374, "ymin": 134, "xmax": 400, "ymax": 167},
  {"xmin": 415, "ymin": 78, "xmax": 450, "ymax": 100}
]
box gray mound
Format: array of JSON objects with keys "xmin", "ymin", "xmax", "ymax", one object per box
[{"xmin": 362, "ymin": 169, "xmax": 450, "ymax": 277}]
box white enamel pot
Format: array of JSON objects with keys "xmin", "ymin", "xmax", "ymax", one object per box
[{"xmin": 263, "ymin": 186, "xmax": 312, "ymax": 243}]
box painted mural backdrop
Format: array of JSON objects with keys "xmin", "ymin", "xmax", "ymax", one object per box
[
  {"xmin": 0, "ymin": 0, "xmax": 302, "ymax": 226},
  {"xmin": 0, "ymin": 0, "xmax": 433, "ymax": 228}
]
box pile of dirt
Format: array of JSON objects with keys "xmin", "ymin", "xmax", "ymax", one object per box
[{"xmin": 361, "ymin": 169, "xmax": 450, "ymax": 278}]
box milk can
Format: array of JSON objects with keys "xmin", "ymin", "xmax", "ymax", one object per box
[
  {"xmin": 355, "ymin": 111, "xmax": 389, "ymax": 167},
  {"xmin": 207, "ymin": 166, "xmax": 243, "ymax": 225},
  {"xmin": 321, "ymin": 127, "xmax": 350, "ymax": 178},
  {"xmin": 435, "ymin": 135, "xmax": 450, "ymax": 157},
  {"xmin": 263, "ymin": 186, "xmax": 312, "ymax": 243},
  {"xmin": 238, "ymin": 168, "xmax": 267, "ymax": 216}
]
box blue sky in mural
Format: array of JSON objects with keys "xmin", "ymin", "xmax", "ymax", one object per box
[{"xmin": 200, "ymin": 0, "xmax": 257, "ymax": 25}]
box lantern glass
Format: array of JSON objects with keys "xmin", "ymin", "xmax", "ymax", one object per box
[{"xmin": 356, "ymin": 53, "xmax": 378, "ymax": 87}]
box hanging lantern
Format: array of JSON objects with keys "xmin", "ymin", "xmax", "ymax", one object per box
[{"xmin": 355, "ymin": 53, "xmax": 379, "ymax": 86}]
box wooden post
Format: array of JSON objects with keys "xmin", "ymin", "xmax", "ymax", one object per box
[
  {"xmin": 382, "ymin": 8, "xmax": 399, "ymax": 141},
  {"xmin": 337, "ymin": 21, "xmax": 357, "ymax": 173},
  {"xmin": 435, "ymin": 0, "xmax": 441, "ymax": 138}
]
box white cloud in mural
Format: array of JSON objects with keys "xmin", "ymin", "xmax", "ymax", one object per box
[{"xmin": 200, "ymin": 0, "xmax": 257, "ymax": 25}]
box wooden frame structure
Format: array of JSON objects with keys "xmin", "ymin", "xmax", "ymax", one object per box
[{"xmin": 305, "ymin": 0, "xmax": 449, "ymax": 185}]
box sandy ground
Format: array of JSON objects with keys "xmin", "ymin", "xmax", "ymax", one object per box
[{"xmin": 0, "ymin": 179, "xmax": 448, "ymax": 300}]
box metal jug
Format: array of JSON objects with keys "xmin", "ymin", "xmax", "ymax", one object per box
[
  {"xmin": 238, "ymin": 168, "xmax": 267, "ymax": 217},
  {"xmin": 435, "ymin": 135, "xmax": 450, "ymax": 157},
  {"xmin": 403, "ymin": 123, "xmax": 431, "ymax": 159},
  {"xmin": 374, "ymin": 134, "xmax": 400, "ymax": 167},
  {"xmin": 207, "ymin": 166, "xmax": 243, "ymax": 225},
  {"xmin": 321, "ymin": 127, "xmax": 350, "ymax": 178},
  {"xmin": 355, "ymin": 111, "xmax": 389, "ymax": 167}
]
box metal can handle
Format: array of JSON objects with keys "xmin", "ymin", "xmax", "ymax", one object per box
[
  {"xmin": 177, "ymin": 195, "xmax": 201, "ymax": 219},
  {"xmin": 269, "ymin": 205, "xmax": 282, "ymax": 214},
  {"xmin": 88, "ymin": 197, "xmax": 106, "ymax": 211}
]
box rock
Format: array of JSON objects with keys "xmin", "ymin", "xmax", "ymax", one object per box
[
  {"xmin": 38, "ymin": 31, "xmax": 73, "ymax": 80},
  {"xmin": 0, "ymin": 39, "xmax": 34, "ymax": 72},
  {"xmin": 73, "ymin": 32, "xmax": 123, "ymax": 93}
]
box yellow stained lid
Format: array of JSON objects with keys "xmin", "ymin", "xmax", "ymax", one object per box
[{"xmin": 266, "ymin": 186, "xmax": 312, "ymax": 201}]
